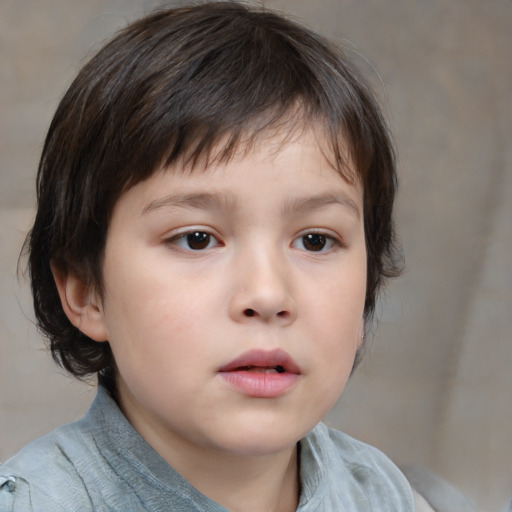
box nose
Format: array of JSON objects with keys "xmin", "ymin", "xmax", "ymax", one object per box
[{"xmin": 228, "ymin": 246, "xmax": 297, "ymax": 326}]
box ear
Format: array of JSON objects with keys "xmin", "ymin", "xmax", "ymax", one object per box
[
  {"xmin": 357, "ymin": 318, "xmax": 366, "ymax": 349},
  {"xmin": 52, "ymin": 265, "xmax": 108, "ymax": 342}
]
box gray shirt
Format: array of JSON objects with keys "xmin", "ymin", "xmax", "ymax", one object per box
[{"xmin": 0, "ymin": 386, "xmax": 414, "ymax": 511}]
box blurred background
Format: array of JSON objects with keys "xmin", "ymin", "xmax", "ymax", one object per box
[{"xmin": 1, "ymin": 0, "xmax": 510, "ymax": 509}]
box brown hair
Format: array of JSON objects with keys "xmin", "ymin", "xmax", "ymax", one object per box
[{"xmin": 26, "ymin": 1, "xmax": 402, "ymax": 380}]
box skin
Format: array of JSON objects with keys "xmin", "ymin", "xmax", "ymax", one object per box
[{"xmin": 55, "ymin": 129, "xmax": 367, "ymax": 512}]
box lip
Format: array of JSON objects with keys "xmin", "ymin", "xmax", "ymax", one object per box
[{"xmin": 218, "ymin": 348, "xmax": 301, "ymax": 398}]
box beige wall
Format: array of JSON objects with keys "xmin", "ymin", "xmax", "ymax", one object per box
[{"xmin": 1, "ymin": 1, "xmax": 510, "ymax": 509}]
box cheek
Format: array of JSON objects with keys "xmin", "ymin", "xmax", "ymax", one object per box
[
  {"xmin": 103, "ymin": 285, "xmax": 202, "ymax": 406},
  {"xmin": 102, "ymin": 258, "xmax": 221, "ymax": 364},
  {"xmin": 310, "ymin": 272, "xmax": 366, "ymax": 337},
  {"xmin": 303, "ymin": 270, "xmax": 365, "ymax": 381}
]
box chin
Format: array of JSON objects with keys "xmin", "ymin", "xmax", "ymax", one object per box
[{"xmin": 213, "ymin": 420, "xmax": 313, "ymax": 457}]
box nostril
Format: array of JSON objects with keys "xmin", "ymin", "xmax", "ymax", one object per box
[{"xmin": 242, "ymin": 309, "xmax": 290, "ymax": 319}]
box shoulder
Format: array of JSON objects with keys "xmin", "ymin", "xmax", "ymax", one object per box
[
  {"xmin": 307, "ymin": 422, "xmax": 408, "ymax": 480},
  {"xmin": 0, "ymin": 420, "xmax": 95, "ymax": 512},
  {"xmin": 300, "ymin": 423, "xmax": 415, "ymax": 511},
  {"xmin": 412, "ymin": 489, "xmax": 437, "ymax": 512}
]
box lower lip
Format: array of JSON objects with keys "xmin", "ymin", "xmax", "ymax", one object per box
[{"xmin": 219, "ymin": 371, "xmax": 299, "ymax": 398}]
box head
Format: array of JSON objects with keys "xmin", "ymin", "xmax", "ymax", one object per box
[{"xmin": 27, "ymin": 1, "xmax": 401, "ymax": 389}]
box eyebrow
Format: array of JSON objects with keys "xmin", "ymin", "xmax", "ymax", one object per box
[
  {"xmin": 282, "ymin": 192, "xmax": 361, "ymax": 220},
  {"xmin": 142, "ymin": 190, "xmax": 361, "ymax": 219},
  {"xmin": 142, "ymin": 192, "xmax": 237, "ymax": 215}
]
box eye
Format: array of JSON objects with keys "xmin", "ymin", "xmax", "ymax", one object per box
[
  {"xmin": 292, "ymin": 232, "xmax": 339, "ymax": 252},
  {"xmin": 168, "ymin": 231, "xmax": 221, "ymax": 251}
]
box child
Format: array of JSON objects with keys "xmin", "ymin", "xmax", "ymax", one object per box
[{"xmin": 0, "ymin": 2, "xmax": 415, "ymax": 510}]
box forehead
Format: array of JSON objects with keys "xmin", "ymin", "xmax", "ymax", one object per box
[
  {"xmin": 113, "ymin": 127, "xmax": 363, "ymax": 222},
  {"xmin": 164, "ymin": 119, "xmax": 358, "ymax": 185}
]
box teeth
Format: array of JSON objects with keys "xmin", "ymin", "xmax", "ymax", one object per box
[
  {"xmin": 240, "ymin": 366, "xmax": 284, "ymax": 374},
  {"xmin": 251, "ymin": 367, "xmax": 278, "ymax": 374}
]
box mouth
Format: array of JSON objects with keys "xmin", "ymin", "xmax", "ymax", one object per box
[
  {"xmin": 218, "ymin": 349, "xmax": 301, "ymax": 398},
  {"xmin": 234, "ymin": 365, "xmax": 287, "ymax": 374},
  {"xmin": 218, "ymin": 348, "xmax": 301, "ymax": 375}
]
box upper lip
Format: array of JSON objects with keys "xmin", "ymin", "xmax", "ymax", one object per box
[{"xmin": 218, "ymin": 348, "xmax": 301, "ymax": 374}]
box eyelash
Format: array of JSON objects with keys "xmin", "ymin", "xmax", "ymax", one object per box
[
  {"xmin": 165, "ymin": 230, "xmax": 342, "ymax": 253},
  {"xmin": 291, "ymin": 232, "xmax": 341, "ymax": 252},
  {"xmin": 165, "ymin": 230, "xmax": 222, "ymax": 251}
]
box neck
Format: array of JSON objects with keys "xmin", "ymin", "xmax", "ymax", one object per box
[
  {"xmin": 152, "ymin": 433, "xmax": 300, "ymax": 512},
  {"xmin": 118, "ymin": 388, "xmax": 300, "ymax": 512},
  {"xmin": 179, "ymin": 445, "xmax": 300, "ymax": 512}
]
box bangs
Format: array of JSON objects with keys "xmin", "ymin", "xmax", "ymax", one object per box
[
  {"xmin": 29, "ymin": 2, "xmax": 399, "ymax": 379},
  {"xmin": 63, "ymin": 3, "xmax": 370, "ymax": 194}
]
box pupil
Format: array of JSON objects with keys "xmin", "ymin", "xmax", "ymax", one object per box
[
  {"xmin": 187, "ymin": 232, "xmax": 210, "ymax": 250},
  {"xmin": 303, "ymin": 234, "xmax": 326, "ymax": 251}
]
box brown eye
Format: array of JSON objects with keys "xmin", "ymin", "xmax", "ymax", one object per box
[
  {"xmin": 186, "ymin": 231, "xmax": 212, "ymax": 250},
  {"xmin": 292, "ymin": 232, "xmax": 339, "ymax": 252},
  {"xmin": 302, "ymin": 234, "xmax": 327, "ymax": 251},
  {"xmin": 167, "ymin": 230, "xmax": 221, "ymax": 252}
]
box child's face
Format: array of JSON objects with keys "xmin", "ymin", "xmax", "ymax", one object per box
[{"xmin": 95, "ymin": 129, "xmax": 366, "ymax": 458}]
